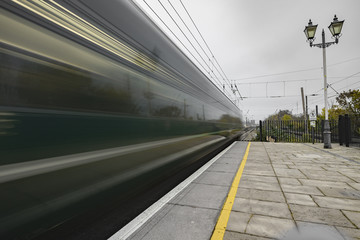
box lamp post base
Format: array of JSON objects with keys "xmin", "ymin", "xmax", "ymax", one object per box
[{"xmin": 323, "ymin": 120, "xmax": 332, "ymax": 149}]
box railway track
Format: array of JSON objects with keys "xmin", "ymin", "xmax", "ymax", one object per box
[{"xmin": 239, "ymin": 127, "xmax": 256, "ymax": 141}]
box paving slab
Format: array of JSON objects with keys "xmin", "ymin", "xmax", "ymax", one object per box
[
  {"xmin": 281, "ymin": 184, "xmax": 324, "ymax": 195},
  {"xmin": 284, "ymin": 192, "xmax": 316, "ymax": 206},
  {"xmin": 318, "ymin": 186, "xmax": 360, "ymax": 200},
  {"xmin": 349, "ymin": 182, "xmax": 360, "ymax": 191},
  {"xmin": 301, "ymin": 171, "xmax": 352, "ymax": 182},
  {"xmin": 288, "ymin": 165, "xmax": 325, "ymax": 171},
  {"xmin": 271, "ymin": 164, "xmax": 290, "ymax": 169},
  {"xmin": 226, "ymin": 211, "xmax": 251, "ymax": 233},
  {"xmin": 342, "ymin": 211, "xmax": 360, "ymax": 228},
  {"xmin": 278, "ymin": 177, "xmax": 301, "ymax": 186},
  {"xmin": 236, "ymin": 188, "xmax": 285, "ymax": 203},
  {"xmin": 245, "ymin": 215, "xmax": 295, "ymax": 239},
  {"xmin": 241, "ymin": 175, "xmax": 278, "ymax": 184},
  {"xmin": 224, "ymin": 231, "xmax": 272, "ymax": 240},
  {"xmin": 273, "ymin": 168, "xmax": 307, "ymax": 178},
  {"xmin": 232, "ymin": 198, "xmax": 292, "ymax": 219},
  {"xmin": 312, "ymin": 196, "xmax": 360, "ymax": 211},
  {"xmin": 341, "ymin": 173, "xmax": 360, "ymax": 182},
  {"xmin": 309, "ymin": 144, "xmax": 360, "ymax": 163},
  {"xmin": 290, "ymin": 204, "xmax": 355, "ymax": 228},
  {"xmin": 336, "ymin": 226, "xmax": 360, "ymax": 240},
  {"xmin": 239, "ymin": 169, "xmax": 275, "ymax": 176},
  {"xmin": 238, "ymin": 180, "xmax": 281, "ymax": 192},
  {"xmin": 299, "ymin": 179, "xmax": 353, "ymax": 189},
  {"xmin": 288, "ymin": 222, "xmax": 345, "ymax": 240},
  {"xmin": 244, "ymin": 164, "xmax": 273, "ymax": 171}
]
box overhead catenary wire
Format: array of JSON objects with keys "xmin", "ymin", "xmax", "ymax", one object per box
[
  {"xmin": 329, "ymin": 71, "xmax": 360, "ymax": 86},
  {"xmin": 232, "ymin": 56, "xmax": 360, "ymax": 82},
  {"xmin": 232, "ymin": 67, "xmax": 321, "ymax": 81},
  {"xmin": 308, "ymin": 81, "xmax": 360, "ymax": 106},
  {"xmin": 166, "ymin": 0, "xmax": 226, "ymax": 82},
  {"xmin": 241, "ymin": 95, "xmax": 299, "ymax": 99},
  {"xmin": 168, "ymin": 0, "xmax": 240, "ymax": 99},
  {"xmin": 243, "ymin": 70, "xmax": 359, "ymax": 110},
  {"xmin": 234, "ymin": 76, "xmax": 360, "ymax": 86},
  {"xmin": 236, "ymin": 77, "xmax": 323, "ymax": 85},
  {"xmin": 313, "ymin": 71, "xmax": 360, "ymax": 94},
  {"xmin": 248, "ymin": 68, "xmax": 360, "ymax": 116},
  {"xmin": 141, "ymin": 0, "xmax": 225, "ymax": 89},
  {"xmin": 139, "ymin": 0, "xmax": 242, "ymax": 112},
  {"xmin": 156, "ymin": 0, "xmax": 225, "ymax": 88},
  {"xmin": 178, "ymin": 0, "xmax": 241, "ymax": 97},
  {"xmin": 141, "ymin": 0, "xmax": 241, "ymax": 100},
  {"xmin": 327, "ymin": 56, "xmax": 360, "ymax": 67},
  {"xmin": 179, "ymin": 0, "xmax": 229, "ymax": 81}
]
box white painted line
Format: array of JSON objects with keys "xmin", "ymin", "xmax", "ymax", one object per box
[{"xmin": 108, "ymin": 141, "xmax": 236, "ymax": 240}]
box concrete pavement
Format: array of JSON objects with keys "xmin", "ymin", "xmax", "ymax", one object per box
[
  {"xmin": 110, "ymin": 142, "xmax": 360, "ymax": 240},
  {"xmin": 225, "ymin": 142, "xmax": 360, "ymax": 240}
]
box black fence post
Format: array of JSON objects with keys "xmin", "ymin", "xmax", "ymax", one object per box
[
  {"xmin": 321, "ymin": 120, "xmax": 324, "ymax": 143},
  {"xmin": 296, "ymin": 120, "xmax": 299, "ymax": 142},
  {"xmin": 266, "ymin": 120, "xmax": 268, "ymax": 141},
  {"xmin": 259, "ymin": 120, "xmax": 263, "ymax": 142},
  {"xmin": 339, "ymin": 115, "xmax": 344, "ymax": 145},
  {"xmin": 280, "ymin": 120, "xmax": 282, "ymax": 142},
  {"xmin": 332, "ymin": 120, "xmax": 336, "ymax": 142},
  {"xmin": 312, "ymin": 126, "xmax": 314, "ymax": 144},
  {"xmin": 302, "ymin": 120, "xmax": 305, "ymax": 142},
  {"xmin": 345, "ymin": 114, "xmax": 351, "ymax": 147}
]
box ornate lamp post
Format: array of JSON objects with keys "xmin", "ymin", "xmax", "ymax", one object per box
[{"xmin": 304, "ymin": 15, "xmax": 344, "ymax": 149}]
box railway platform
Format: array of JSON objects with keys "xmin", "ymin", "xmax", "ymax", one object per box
[{"xmin": 109, "ymin": 142, "xmax": 360, "ymax": 240}]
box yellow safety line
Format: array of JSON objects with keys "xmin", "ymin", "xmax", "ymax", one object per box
[{"xmin": 211, "ymin": 142, "xmax": 251, "ymax": 240}]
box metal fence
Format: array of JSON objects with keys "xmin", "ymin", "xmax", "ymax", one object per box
[{"xmin": 258, "ymin": 119, "xmax": 339, "ymax": 143}]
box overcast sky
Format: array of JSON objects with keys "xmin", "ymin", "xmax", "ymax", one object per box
[{"xmin": 134, "ymin": 0, "xmax": 360, "ymax": 121}]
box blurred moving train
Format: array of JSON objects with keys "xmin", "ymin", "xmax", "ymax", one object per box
[{"xmin": 0, "ymin": 0, "xmax": 242, "ymax": 238}]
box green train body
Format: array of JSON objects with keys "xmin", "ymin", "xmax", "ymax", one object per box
[{"xmin": 0, "ymin": 1, "xmax": 242, "ymax": 238}]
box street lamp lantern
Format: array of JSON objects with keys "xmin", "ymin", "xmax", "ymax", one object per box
[
  {"xmin": 304, "ymin": 19, "xmax": 318, "ymax": 46},
  {"xmin": 303, "ymin": 15, "xmax": 345, "ymax": 149},
  {"xmin": 328, "ymin": 15, "xmax": 344, "ymax": 43}
]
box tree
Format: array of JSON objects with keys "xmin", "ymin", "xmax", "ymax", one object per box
[
  {"xmin": 337, "ymin": 89, "xmax": 360, "ymax": 136},
  {"xmin": 319, "ymin": 89, "xmax": 360, "ymax": 119},
  {"xmin": 266, "ymin": 109, "xmax": 293, "ymax": 121},
  {"xmin": 318, "ymin": 105, "xmax": 346, "ymax": 121},
  {"xmin": 318, "ymin": 90, "xmax": 359, "ymax": 119},
  {"xmin": 281, "ymin": 114, "xmax": 293, "ymax": 121},
  {"xmin": 336, "ymin": 89, "xmax": 360, "ymax": 117},
  {"xmin": 318, "ymin": 89, "xmax": 360, "ymax": 137}
]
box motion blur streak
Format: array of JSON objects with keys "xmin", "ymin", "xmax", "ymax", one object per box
[
  {"xmin": 0, "ymin": 0, "xmax": 242, "ymax": 238},
  {"xmin": 12, "ymin": 0, "xmax": 188, "ymax": 87},
  {"xmin": 0, "ymin": 133, "xmax": 223, "ymax": 184}
]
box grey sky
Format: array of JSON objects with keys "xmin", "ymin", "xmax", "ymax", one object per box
[{"xmin": 134, "ymin": 0, "xmax": 360, "ymax": 121}]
